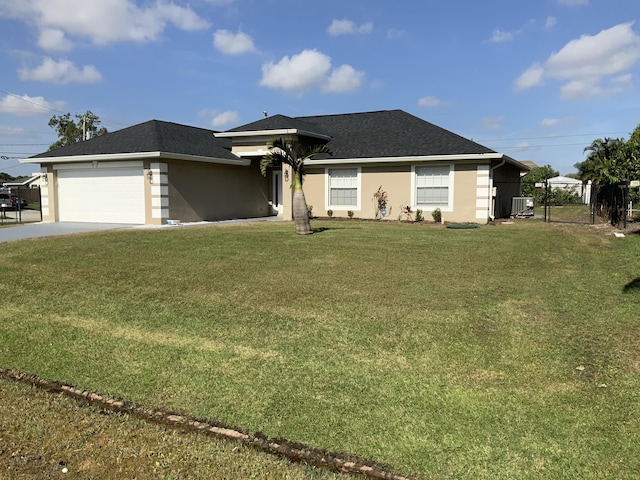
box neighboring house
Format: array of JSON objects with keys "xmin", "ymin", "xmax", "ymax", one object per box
[
  {"xmin": 547, "ymin": 175, "xmax": 590, "ymax": 204},
  {"xmin": 2, "ymin": 173, "xmax": 45, "ymax": 190},
  {"xmin": 520, "ymin": 160, "xmax": 539, "ymax": 176},
  {"xmin": 2, "ymin": 174, "xmax": 45, "ymax": 206},
  {"xmin": 24, "ymin": 110, "xmax": 528, "ymax": 225}
]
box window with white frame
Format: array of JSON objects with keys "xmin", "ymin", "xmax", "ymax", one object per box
[
  {"xmin": 415, "ymin": 165, "xmax": 451, "ymax": 209},
  {"xmin": 327, "ymin": 168, "xmax": 359, "ymax": 208}
]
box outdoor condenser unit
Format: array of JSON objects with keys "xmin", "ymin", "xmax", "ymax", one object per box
[{"xmin": 511, "ymin": 197, "xmax": 535, "ymax": 217}]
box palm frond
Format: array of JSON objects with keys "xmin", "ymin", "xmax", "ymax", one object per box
[{"xmin": 260, "ymin": 137, "xmax": 332, "ymax": 177}]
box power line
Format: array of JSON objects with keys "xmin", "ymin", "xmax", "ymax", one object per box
[
  {"xmin": 0, "ymin": 143, "xmax": 49, "ymax": 146},
  {"xmin": 477, "ymin": 132, "xmax": 630, "ymax": 143},
  {"xmin": 0, "ymin": 88, "xmax": 129, "ymax": 131},
  {"xmin": 0, "ymin": 152, "xmax": 39, "ymax": 155}
]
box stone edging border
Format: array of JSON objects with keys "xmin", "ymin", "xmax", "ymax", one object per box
[{"xmin": 0, "ymin": 367, "xmax": 411, "ymax": 480}]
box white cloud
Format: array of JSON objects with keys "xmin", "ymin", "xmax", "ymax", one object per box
[
  {"xmin": 515, "ymin": 63, "xmax": 545, "ymax": 90},
  {"xmin": 0, "ymin": 125, "xmax": 36, "ymax": 138},
  {"xmin": 545, "ymin": 16, "xmax": 557, "ymax": 29},
  {"xmin": 210, "ymin": 110, "xmax": 240, "ymax": 128},
  {"xmin": 0, "ymin": 0, "xmax": 209, "ymax": 49},
  {"xmin": 514, "ymin": 22, "xmax": 640, "ymax": 99},
  {"xmin": 37, "ymin": 28, "xmax": 73, "ymax": 51},
  {"xmin": 323, "ymin": 65, "xmax": 364, "ymax": 93},
  {"xmin": 327, "ymin": 19, "xmax": 372, "ymax": 36},
  {"xmin": 0, "ymin": 93, "xmax": 65, "ymax": 117},
  {"xmin": 261, "ymin": 50, "xmax": 331, "ymax": 93},
  {"xmin": 418, "ymin": 96, "xmax": 443, "ymax": 108},
  {"xmin": 260, "ymin": 49, "xmax": 364, "ymax": 95},
  {"xmin": 386, "ymin": 28, "xmax": 406, "ymax": 39},
  {"xmin": 19, "ymin": 57, "xmax": 102, "ymax": 84},
  {"xmin": 541, "ymin": 118, "xmax": 560, "ymax": 127},
  {"xmin": 515, "ymin": 141, "xmax": 531, "ymax": 151},
  {"xmin": 491, "ymin": 28, "xmax": 514, "ymax": 43},
  {"xmin": 558, "ymin": 0, "xmax": 588, "ymax": 5},
  {"xmin": 213, "ymin": 29, "xmax": 258, "ymax": 55},
  {"xmin": 480, "ymin": 116, "xmax": 504, "ymax": 130}
]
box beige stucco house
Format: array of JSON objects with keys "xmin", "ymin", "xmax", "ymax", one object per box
[
  {"xmin": 219, "ymin": 110, "xmax": 527, "ymax": 223},
  {"xmin": 25, "ymin": 110, "xmax": 527, "ymax": 225}
]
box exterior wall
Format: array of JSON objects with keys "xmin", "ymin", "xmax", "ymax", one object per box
[
  {"xmin": 40, "ymin": 166, "xmax": 54, "ymax": 222},
  {"xmin": 304, "ymin": 164, "xmax": 409, "ymax": 219},
  {"xmin": 302, "ymin": 161, "xmax": 494, "ymax": 224},
  {"xmin": 166, "ymin": 159, "xmax": 270, "ymax": 223},
  {"xmin": 455, "ymin": 164, "xmax": 486, "ymax": 224},
  {"xmin": 40, "ymin": 158, "xmax": 270, "ymax": 225},
  {"xmin": 493, "ymin": 162, "xmax": 522, "ymax": 219},
  {"xmin": 146, "ymin": 162, "xmax": 168, "ymax": 225}
]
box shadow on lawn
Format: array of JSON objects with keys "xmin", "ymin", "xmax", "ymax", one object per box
[{"xmin": 623, "ymin": 277, "xmax": 640, "ymax": 293}]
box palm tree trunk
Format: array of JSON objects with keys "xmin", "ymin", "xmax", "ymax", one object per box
[{"xmin": 291, "ymin": 171, "xmax": 312, "ymax": 235}]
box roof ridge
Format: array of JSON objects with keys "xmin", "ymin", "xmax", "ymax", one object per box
[{"xmin": 295, "ymin": 109, "xmax": 400, "ymax": 120}]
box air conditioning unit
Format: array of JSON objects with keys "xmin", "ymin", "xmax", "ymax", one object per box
[{"xmin": 511, "ymin": 197, "xmax": 534, "ymax": 217}]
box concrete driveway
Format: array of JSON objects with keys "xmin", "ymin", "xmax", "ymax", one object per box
[
  {"xmin": 0, "ymin": 221, "xmax": 140, "ymax": 243},
  {"xmin": 0, "ymin": 212, "xmax": 283, "ymax": 243}
]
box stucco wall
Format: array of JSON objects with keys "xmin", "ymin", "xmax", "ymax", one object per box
[
  {"xmin": 167, "ymin": 159, "xmax": 270, "ymax": 223},
  {"xmin": 303, "ymin": 162, "xmax": 495, "ymax": 224},
  {"xmin": 451, "ymin": 164, "xmax": 482, "ymax": 224}
]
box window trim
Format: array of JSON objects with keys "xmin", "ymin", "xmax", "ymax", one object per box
[
  {"xmin": 411, "ymin": 164, "xmax": 454, "ymax": 212},
  {"xmin": 325, "ymin": 166, "xmax": 361, "ymax": 211}
]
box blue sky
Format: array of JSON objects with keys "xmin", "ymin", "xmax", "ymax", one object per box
[{"xmin": 1, "ymin": 0, "xmax": 639, "ymax": 177}]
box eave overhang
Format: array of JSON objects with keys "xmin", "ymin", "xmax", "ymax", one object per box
[
  {"xmin": 22, "ymin": 151, "xmax": 250, "ymax": 167},
  {"xmin": 305, "ymin": 152, "xmax": 526, "ymax": 166},
  {"xmin": 215, "ymin": 129, "xmax": 332, "ymax": 142}
]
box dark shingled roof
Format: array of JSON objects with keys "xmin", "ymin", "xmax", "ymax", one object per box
[
  {"xmin": 31, "ymin": 120, "xmax": 238, "ymax": 161},
  {"xmin": 227, "ymin": 110, "xmax": 497, "ymax": 159},
  {"xmin": 226, "ymin": 114, "xmax": 332, "ymax": 137}
]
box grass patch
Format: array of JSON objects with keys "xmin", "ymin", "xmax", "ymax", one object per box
[
  {"xmin": 0, "ymin": 376, "xmax": 341, "ymax": 479},
  {"xmin": 1, "ymin": 220, "xmax": 640, "ymax": 478}
]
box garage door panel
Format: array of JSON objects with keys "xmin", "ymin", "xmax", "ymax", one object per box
[{"xmin": 57, "ymin": 167, "xmax": 145, "ymax": 224}]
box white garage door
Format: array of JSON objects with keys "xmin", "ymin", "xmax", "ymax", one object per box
[{"xmin": 57, "ymin": 166, "xmax": 145, "ymax": 223}]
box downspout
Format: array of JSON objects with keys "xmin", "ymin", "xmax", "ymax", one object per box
[{"xmin": 488, "ymin": 157, "xmax": 506, "ymax": 221}]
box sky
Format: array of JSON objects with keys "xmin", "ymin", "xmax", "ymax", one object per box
[{"xmin": 1, "ymin": 0, "xmax": 639, "ymax": 178}]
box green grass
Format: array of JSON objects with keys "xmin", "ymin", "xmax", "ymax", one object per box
[
  {"xmin": 0, "ymin": 377, "xmax": 341, "ymax": 479},
  {"xmin": 1, "ymin": 220, "xmax": 640, "ymax": 478}
]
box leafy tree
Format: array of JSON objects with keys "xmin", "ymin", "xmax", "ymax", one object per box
[
  {"xmin": 627, "ymin": 123, "xmax": 640, "ymax": 180},
  {"xmin": 48, "ymin": 110, "xmax": 107, "ymax": 151},
  {"xmin": 260, "ymin": 137, "xmax": 332, "ymax": 235},
  {"xmin": 521, "ymin": 164, "xmax": 558, "ymax": 204},
  {"xmin": 0, "ymin": 172, "xmax": 16, "ymax": 183}
]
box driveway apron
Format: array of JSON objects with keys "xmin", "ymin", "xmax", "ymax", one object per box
[{"xmin": 0, "ymin": 222, "xmax": 139, "ymax": 243}]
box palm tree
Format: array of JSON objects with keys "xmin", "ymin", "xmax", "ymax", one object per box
[
  {"xmin": 260, "ymin": 137, "xmax": 332, "ymax": 235},
  {"xmin": 576, "ymin": 137, "xmax": 625, "ymax": 184}
]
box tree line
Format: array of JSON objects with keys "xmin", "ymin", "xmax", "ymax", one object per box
[
  {"xmin": 523, "ymin": 122, "xmax": 640, "ymax": 195},
  {"xmin": 574, "ymin": 123, "xmax": 640, "ymax": 184}
]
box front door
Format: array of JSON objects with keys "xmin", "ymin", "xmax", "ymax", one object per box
[{"xmin": 272, "ymin": 170, "xmax": 283, "ymax": 215}]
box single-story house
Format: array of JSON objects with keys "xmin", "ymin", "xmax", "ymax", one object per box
[
  {"xmin": 25, "ymin": 109, "xmax": 528, "ymax": 225},
  {"xmin": 547, "ymin": 175, "xmax": 591, "ymax": 204},
  {"xmin": 2, "ymin": 173, "xmax": 45, "ymax": 190}
]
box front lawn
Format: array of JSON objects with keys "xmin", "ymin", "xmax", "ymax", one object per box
[{"xmin": 1, "ymin": 220, "xmax": 639, "ymax": 478}]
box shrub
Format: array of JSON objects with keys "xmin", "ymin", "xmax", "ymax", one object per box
[
  {"xmin": 347, "ymin": 210, "xmax": 354, "ymax": 218},
  {"xmin": 415, "ymin": 209, "xmax": 423, "ymax": 222},
  {"xmin": 373, "ymin": 186, "xmax": 388, "ymax": 219},
  {"xmin": 327, "ymin": 209, "xmax": 333, "ymax": 218},
  {"xmin": 307, "ymin": 204, "xmax": 313, "ymax": 218},
  {"xmin": 432, "ymin": 208, "xmax": 442, "ymax": 223}
]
